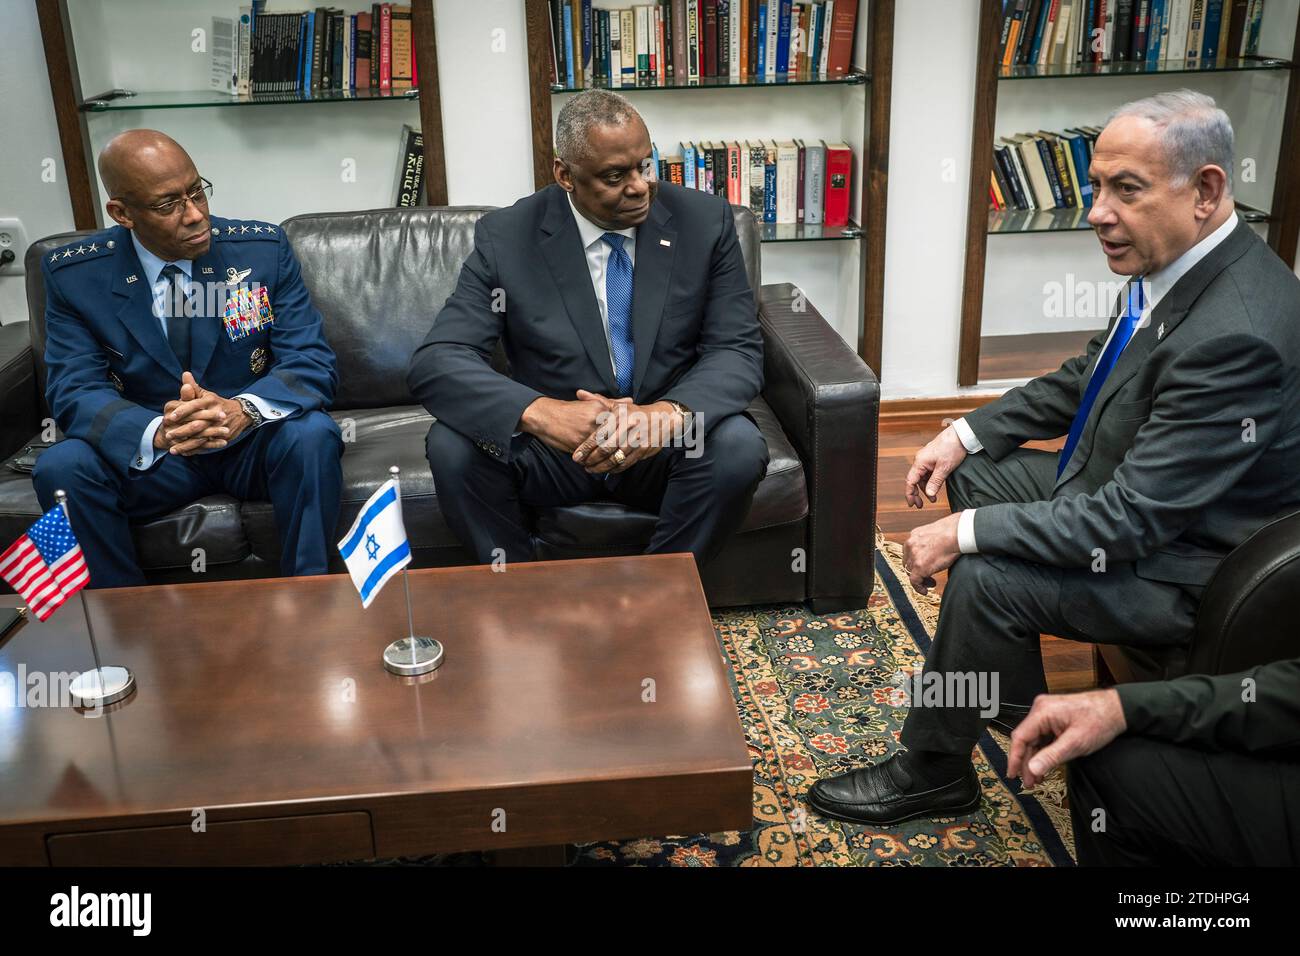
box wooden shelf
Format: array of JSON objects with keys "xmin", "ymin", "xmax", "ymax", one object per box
[
  {"xmin": 38, "ymin": 0, "xmax": 449, "ymax": 228},
  {"xmin": 956, "ymin": 0, "xmax": 1300, "ymax": 387}
]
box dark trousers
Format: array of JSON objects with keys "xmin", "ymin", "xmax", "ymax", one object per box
[
  {"xmin": 900, "ymin": 448, "xmax": 1200, "ymax": 756},
  {"xmin": 1069, "ymin": 736, "xmax": 1300, "ymax": 865},
  {"xmin": 32, "ymin": 411, "xmax": 344, "ymax": 588},
  {"xmin": 425, "ymin": 414, "xmax": 769, "ymax": 567}
]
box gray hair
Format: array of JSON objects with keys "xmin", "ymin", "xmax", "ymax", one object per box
[
  {"xmin": 1107, "ymin": 89, "xmax": 1234, "ymax": 192},
  {"xmin": 554, "ymin": 89, "xmax": 641, "ymax": 165}
]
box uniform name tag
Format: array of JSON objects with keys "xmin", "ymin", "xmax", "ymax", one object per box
[{"xmin": 222, "ymin": 285, "xmax": 274, "ymax": 341}]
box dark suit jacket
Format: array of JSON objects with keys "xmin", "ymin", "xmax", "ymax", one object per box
[
  {"xmin": 407, "ymin": 182, "xmax": 763, "ymax": 461},
  {"xmin": 42, "ymin": 216, "xmax": 338, "ymax": 475},
  {"xmin": 964, "ymin": 220, "xmax": 1300, "ymax": 589},
  {"xmin": 1118, "ymin": 656, "xmax": 1300, "ymax": 757}
]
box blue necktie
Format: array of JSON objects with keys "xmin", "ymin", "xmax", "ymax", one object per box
[
  {"xmin": 160, "ymin": 264, "xmax": 191, "ymax": 372},
  {"xmin": 1057, "ymin": 277, "xmax": 1146, "ymax": 478},
  {"xmin": 602, "ymin": 232, "xmax": 635, "ymax": 397}
]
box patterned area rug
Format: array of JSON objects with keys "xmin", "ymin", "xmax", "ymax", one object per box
[{"xmin": 571, "ymin": 536, "xmax": 1076, "ymax": 867}]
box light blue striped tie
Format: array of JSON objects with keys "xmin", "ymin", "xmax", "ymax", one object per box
[{"xmin": 602, "ymin": 232, "xmax": 635, "ymax": 397}]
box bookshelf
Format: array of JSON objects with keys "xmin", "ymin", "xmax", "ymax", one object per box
[
  {"xmin": 521, "ymin": 0, "xmax": 895, "ymax": 376},
  {"xmin": 36, "ymin": 0, "xmax": 449, "ymax": 231},
  {"xmin": 958, "ymin": 0, "xmax": 1300, "ymax": 387}
]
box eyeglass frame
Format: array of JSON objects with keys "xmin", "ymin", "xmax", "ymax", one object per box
[{"xmin": 114, "ymin": 177, "xmax": 214, "ymax": 218}]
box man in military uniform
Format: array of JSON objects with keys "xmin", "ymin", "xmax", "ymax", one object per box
[{"xmin": 34, "ymin": 129, "xmax": 342, "ymax": 588}]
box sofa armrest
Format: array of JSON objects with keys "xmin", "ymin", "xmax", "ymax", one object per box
[
  {"xmin": 0, "ymin": 321, "xmax": 38, "ymax": 461},
  {"xmin": 758, "ymin": 283, "xmax": 880, "ymax": 612},
  {"xmin": 1188, "ymin": 509, "xmax": 1300, "ymax": 676}
]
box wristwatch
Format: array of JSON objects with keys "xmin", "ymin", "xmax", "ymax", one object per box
[
  {"xmin": 665, "ymin": 400, "xmax": 693, "ymax": 433},
  {"xmin": 237, "ymin": 397, "xmax": 264, "ymax": 428}
]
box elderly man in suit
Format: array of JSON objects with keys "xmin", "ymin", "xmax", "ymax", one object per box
[
  {"xmin": 408, "ymin": 90, "xmax": 767, "ymax": 568},
  {"xmin": 1007, "ymin": 656, "xmax": 1300, "ymax": 865},
  {"xmin": 810, "ymin": 90, "xmax": 1300, "ymax": 825},
  {"xmin": 34, "ymin": 130, "xmax": 342, "ymax": 588}
]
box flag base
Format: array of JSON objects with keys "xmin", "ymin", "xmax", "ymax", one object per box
[
  {"xmin": 383, "ymin": 636, "xmax": 444, "ymax": 676},
  {"xmin": 70, "ymin": 666, "xmax": 135, "ymax": 707}
]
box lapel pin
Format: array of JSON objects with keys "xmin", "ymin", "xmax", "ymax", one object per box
[
  {"xmin": 125, "ymin": 274, "xmax": 137, "ymax": 284},
  {"xmin": 1157, "ymin": 322, "xmax": 1166, "ymax": 340},
  {"xmin": 659, "ymin": 239, "xmax": 671, "ymax": 247},
  {"xmin": 201, "ymin": 266, "xmax": 214, "ymax": 275}
]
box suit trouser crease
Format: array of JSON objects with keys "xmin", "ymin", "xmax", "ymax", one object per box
[
  {"xmin": 900, "ymin": 448, "xmax": 1197, "ymax": 755},
  {"xmin": 32, "ymin": 412, "xmax": 343, "ymax": 587}
]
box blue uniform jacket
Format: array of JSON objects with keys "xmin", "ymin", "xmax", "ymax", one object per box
[{"xmin": 41, "ymin": 215, "xmax": 338, "ymax": 475}]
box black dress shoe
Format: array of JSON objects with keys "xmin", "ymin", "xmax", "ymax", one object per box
[{"xmin": 807, "ymin": 754, "xmax": 981, "ymax": 826}]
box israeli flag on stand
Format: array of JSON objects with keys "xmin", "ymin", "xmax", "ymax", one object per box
[{"xmin": 338, "ymin": 478, "xmax": 411, "ymax": 608}]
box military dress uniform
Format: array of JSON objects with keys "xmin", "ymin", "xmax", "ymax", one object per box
[{"xmin": 33, "ymin": 215, "xmax": 343, "ymax": 588}]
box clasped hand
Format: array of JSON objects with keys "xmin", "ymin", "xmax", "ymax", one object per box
[
  {"xmin": 521, "ymin": 390, "xmax": 683, "ymax": 475},
  {"xmin": 153, "ymin": 371, "xmax": 253, "ymax": 456}
]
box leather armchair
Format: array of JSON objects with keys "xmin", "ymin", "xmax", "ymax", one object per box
[
  {"xmin": 1, "ymin": 206, "xmax": 879, "ymax": 611},
  {"xmin": 1098, "ymin": 508, "xmax": 1300, "ymax": 683}
]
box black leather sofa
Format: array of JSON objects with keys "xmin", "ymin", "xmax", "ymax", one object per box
[{"xmin": 0, "ymin": 206, "xmax": 880, "ymax": 611}]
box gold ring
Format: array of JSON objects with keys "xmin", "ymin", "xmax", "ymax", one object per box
[{"xmin": 613, "ymin": 449, "xmax": 626, "ymax": 465}]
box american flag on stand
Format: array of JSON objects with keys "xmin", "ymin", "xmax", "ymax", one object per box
[{"xmin": 0, "ymin": 505, "xmax": 90, "ymax": 621}]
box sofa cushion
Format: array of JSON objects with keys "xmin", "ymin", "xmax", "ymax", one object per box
[
  {"xmin": 240, "ymin": 406, "xmax": 462, "ymax": 567},
  {"xmin": 0, "ymin": 446, "xmax": 250, "ymax": 573}
]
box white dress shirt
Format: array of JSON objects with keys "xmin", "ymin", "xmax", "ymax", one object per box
[
  {"xmin": 568, "ymin": 192, "xmax": 637, "ymax": 380},
  {"xmin": 953, "ymin": 211, "xmax": 1240, "ymax": 553},
  {"xmin": 130, "ymin": 233, "xmax": 291, "ymax": 470}
]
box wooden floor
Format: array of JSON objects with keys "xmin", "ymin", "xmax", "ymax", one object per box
[
  {"xmin": 877, "ymin": 410, "xmax": 1097, "ymax": 694},
  {"xmin": 979, "ymin": 330, "xmax": 1096, "ymax": 382}
]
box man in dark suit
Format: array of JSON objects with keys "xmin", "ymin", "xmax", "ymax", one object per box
[
  {"xmin": 408, "ymin": 90, "xmax": 767, "ymax": 568},
  {"xmin": 34, "ymin": 130, "xmax": 342, "ymax": 588},
  {"xmin": 809, "ymin": 90, "xmax": 1300, "ymax": 825},
  {"xmin": 1007, "ymin": 657, "xmax": 1300, "ymax": 865}
]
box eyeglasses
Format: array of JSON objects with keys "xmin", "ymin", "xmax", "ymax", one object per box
[{"xmin": 140, "ymin": 178, "xmax": 214, "ymax": 217}]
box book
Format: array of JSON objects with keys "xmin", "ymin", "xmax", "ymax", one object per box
[
  {"xmin": 775, "ymin": 0, "xmax": 792, "ymax": 73},
  {"xmin": 1200, "ymin": 0, "xmax": 1223, "ymax": 61},
  {"xmin": 1186, "ymin": 0, "xmax": 1206, "ymax": 61},
  {"xmin": 394, "ymin": 124, "xmax": 424, "ymax": 206},
  {"xmin": 748, "ymin": 141, "xmax": 766, "ymax": 216},
  {"xmin": 379, "ymin": 3, "xmax": 393, "ymax": 90},
  {"xmin": 211, "ymin": 16, "xmax": 237, "ymax": 94},
  {"xmin": 390, "ymin": 4, "xmax": 412, "ymax": 90},
  {"xmin": 825, "ymin": 0, "xmax": 857, "ymax": 75},
  {"xmin": 764, "ymin": 0, "xmax": 779, "ymax": 76},
  {"xmin": 354, "ymin": 11, "xmax": 372, "ymax": 90},
  {"xmin": 728, "ymin": 141, "xmax": 742, "ymax": 205},
  {"xmin": 763, "ymin": 141, "xmax": 778, "ymax": 222},
  {"xmin": 776, "ymin": 140, "xmax": 798, "ymax": 222},
  {"xmin": 823, "ymin": 142, "xmax": 852, "ymax": 226},
  {"xmin": 704, "ymin": 0, "xmax": 719, "ymax": 77},
  {"xmin": 804, "ymin": 140, "xmax": 825, "ymax": 224},
  {"xmin": 1164, "ymin": 0, "xmax": 1191, "ymax": 60}
]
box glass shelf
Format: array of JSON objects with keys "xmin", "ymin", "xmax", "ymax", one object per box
[
  {"xmin": 551, "ymin": 69, "xmax": 868, "ymax": 93},
  {"xmin": 998, "ymin": 56, "xmax": 1291, "ymax": 80},
  {"xmin": 79, "ymin": 88, "xmax": 421, "ymax": 112},
  {"xmin": 758, "ymin": 220, "xmax": 861, "ymax": 242},
  {"xmin": 989, "ymin": 202, "xmax": 1270, "ymax": 234}
]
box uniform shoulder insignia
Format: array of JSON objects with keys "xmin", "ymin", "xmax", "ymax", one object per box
[
  {"xmin": 46, "ymin": 233, "xmax": 116, "ymax": 271},
  {"xmin": 212, "ymin": 218, "xmax": 279, "ymax": 241}
]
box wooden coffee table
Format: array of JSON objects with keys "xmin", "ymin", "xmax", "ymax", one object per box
[{"xmin": 0, "ymin": 554, "xmax": 751, "ymax": 865}]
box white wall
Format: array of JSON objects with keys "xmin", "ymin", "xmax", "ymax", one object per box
[{"xmin": 2, "ymin": 0, "xmax": 1297, "ymax": 400}]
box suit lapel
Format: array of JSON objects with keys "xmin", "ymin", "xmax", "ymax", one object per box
[
  {"xmin": 630, "ymin": 197, "xmax": 676, "ymax": 398},
  {"xmin": 111, "ymin": 227, "xmax": 182, "ymax": 378},
  {"xmin": 538, "ymin": 187, "xmax": 619, "ymax": 394},
  {"xmin": 1053, "ymin": 219, "xmax": 1257, "ymax": 488}
]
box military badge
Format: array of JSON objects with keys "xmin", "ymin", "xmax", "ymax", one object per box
[
  {"xmin": 250, "ymin": 346, "xmax": 269, "ymax": 375},
  {"xmin": 226, "ymin": 266, "xmax": 252, "ymax": 284},
  {"xmin": 222, "ymin": 285, "xmax": 275, "ymax": 342}
]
